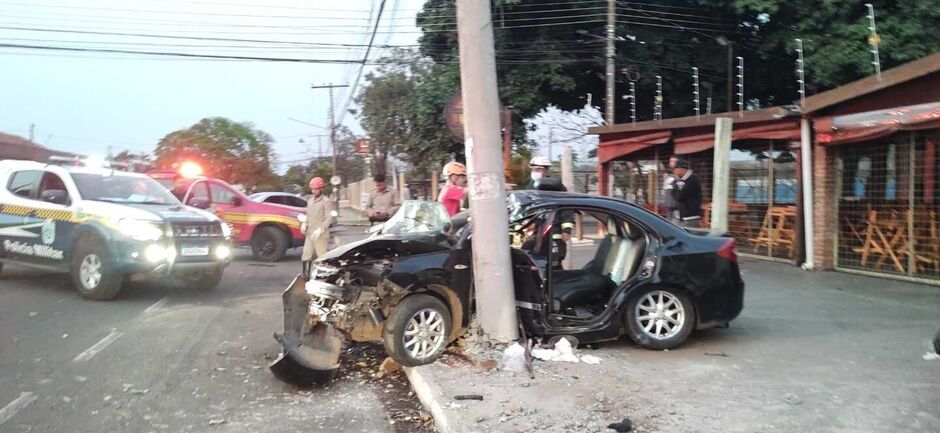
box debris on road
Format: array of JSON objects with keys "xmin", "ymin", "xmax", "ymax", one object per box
[
  {"xmin": 607, "ymin": 417, "xmax": 633, "ymax": 432},
  {"xmin": 581, "ymin": 354, "xmax": 602, "ymax": 364},
  {"xmin": 499, "ymin": 342, "xmax": 526, "ymax": 372},
  {"xmin": 923, "ymin": 352, "xmax": 940, "ymax": 361},
  {"xmin": 531, "ymin": 337, "xmax": 580, "ymax": 363},
  {"xmin": 454, "ymin": 394, "xmax": 484, "ymax": 401},
  {"xmin": 207, "ymin": 418, "xmax": 226, "ymax": 426},
  {"xmin": 29, "ymin": 312, "xmax": 38, "ymax": 318},
  {"xmin": 380, "ymin": 357, "xmax": 402, "ymax": 374},
  {"xmin": 783, "ymin": 393, "xmax": 803, "ymax": 406},
  {"xmin": 704, "ymin": 352, "xmax": 729, "ymax": 357}
]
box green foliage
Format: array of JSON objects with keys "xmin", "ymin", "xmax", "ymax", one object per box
[
  {"xmin": 155, "ymin": 117, "xmax": 279, "ymax": 191},
  {"xmin": 279, "ymin": 126, "xmax": 367, "ymax": 195},
  {"xmin": 356, "ymin": 51, "xmax": 418, "ymax": 176}
]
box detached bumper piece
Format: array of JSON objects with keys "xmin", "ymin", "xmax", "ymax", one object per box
[{"xmin": 270, "ymin": 274, "xmax": 342, "ymax": 386}]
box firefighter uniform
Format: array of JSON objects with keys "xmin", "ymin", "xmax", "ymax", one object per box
[{"xmin": 301, "ymin": 194, "xmax": 333, "ymax": 262}]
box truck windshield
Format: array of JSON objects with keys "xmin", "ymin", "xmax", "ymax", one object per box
[
  {"xmin": 73, "ymin": 173, "xmax": 181, "ymax": 205},
  {"xmin": 381, "ymin": 201, "xmax": 451, "ymax": 235}
]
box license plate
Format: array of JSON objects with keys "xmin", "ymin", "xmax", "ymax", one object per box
[{"xmin": 180, "ymin": 245, "xmax": 209, "ymax": 256}]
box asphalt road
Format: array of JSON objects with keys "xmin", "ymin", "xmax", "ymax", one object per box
[{"xmin": 0, "ymin": 227, "xmax": 433, "ymax": 433}]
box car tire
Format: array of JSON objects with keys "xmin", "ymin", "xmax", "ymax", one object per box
[
  {"xmin": 174, "ymin": 269, "xmax": 223, "ymax": 291},
  {"xmin": 70, "ymin": 235, "xmax": 123, "ymax": 301},
  {"xmin": 383, "ymin": 294, "xmax": 452, "ymax": 367},
  {"xmin": 623, "ymin": 286, "xmax": 695, "ymax": 350},
  {"xmin": 251, "ymin": 226, "xmax": 288, "ymax": 262}
]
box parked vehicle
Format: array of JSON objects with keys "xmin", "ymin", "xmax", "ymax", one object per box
[
  {"xmin": 149, "ymin": 169, "xmax": 307, "ymax": 262},
  {"xmin": 0, "ymin": 159, "xmax": 232, "ymax": 300},
  {"xmin": 249, "ymin": 192, "xmax": 308, "ymax": 209},
  {"xmin": 270, "ymin": 193, "xmax": 745, "ymax": 385}
]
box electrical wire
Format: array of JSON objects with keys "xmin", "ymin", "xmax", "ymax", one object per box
[{"xmin": 335, "ymin": 0, "xmax": 387, "ymax": 127}]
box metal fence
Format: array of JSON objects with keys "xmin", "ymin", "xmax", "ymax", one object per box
[{"xmin": 833, "ymin": 130, "xmax": 940, "ymax": 281}]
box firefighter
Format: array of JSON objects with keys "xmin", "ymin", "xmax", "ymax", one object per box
[
  {"xmin": 301, "ymin": 177, "xmax": 334, "ymax": 280},
  {"xmin": 527, "ymin": 156, "xmax": 574, "ymax": 268},
  {"xmin": 438, "ymin": 161, "xmax": 468, "ymax": 216}
]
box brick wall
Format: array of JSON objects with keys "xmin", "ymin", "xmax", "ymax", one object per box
[{"xmin": 812, "ymin": 143, "xmax": 837, "ymax": 269}]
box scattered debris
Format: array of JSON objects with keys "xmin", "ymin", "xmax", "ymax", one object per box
[
  {"xmin": 500, "ymin": 342, "xmax": 527, "ymax": 372},
  {"xmin": 61, "ymin": 334, "xmax": 68, "ymax": 339},
  {"xmin": 62, "ymin": 396, "xmax": 72, "ymax": 403},
  {"xmin": 531, "ymin": 337, "xmax": 580, "ymax": 363},
  {"xmin": 380, "ymin": 357, "xmax": 402, "ymax": 374},
  {"xmin": 28, "ymin": 312, "xmax": 38, "ymax": 318},
  {"xmin": 581, "ymin": 354, "xmax": 602, "ymax": 364},
  {"xmin": 783, "ymin": 393, "xmax": 803, "ymax": 406},
  {"xmin": 473, "ymin": 359, "xmax": 498, "ymax": 373},
  {"xmin": 207, "ymin": 418, "xmax": 226, "ymax": 426},
  {"xmin": 129, "ymin": 388, "xmax": 150, "ymax": 395},
  {"xmin": 923, "ymin": 352, "xmax": 940, "ymax": 361},
  {"xmin": 454, "ymin": 394, "xmax": 484, "ymax": 401},
  {"xmin": 704, "ymin": 352, "xmax": 729, "ymax": 357},
  {"xmin": 607, "ymin": 417, "xmax": 633, "ymax": 432},
  {"xmin": 74, "ymin": 376, "xmax": 87, "ymax": 382}
]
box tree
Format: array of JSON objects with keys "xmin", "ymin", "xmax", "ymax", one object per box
[
  {"xmin": 279, "ymin": 126, "xmax": 368, "ymax": 195},
  {"xmin": 112, "ymin": 150, "xmax": 153, "ymax": 173},
  {"xmin": 356, "ymin": 51, "xmax": 418, "ymax": 176},
  {"xmin": 154, "ymin": 117, "xmax": 279, "ymax": 191}
]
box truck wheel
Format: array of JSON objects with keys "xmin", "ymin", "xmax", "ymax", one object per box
[
  {"xmin": 70, "ymin": 236, "xmax": 123, "ymax": 301},
  {"xmin": 383, "ymin": 294, "xmax": 452, "ymax": 367},
  {"xmin": 174, "ymin": 269, "xmax": 223, "ymax": 291},
  {"xmin": 623, "ymin": 287, "xmax": 695, "ymax": 350},
  {"xmin": 251, "ymin": 226, "xmax": 288, "ymax": 262}
]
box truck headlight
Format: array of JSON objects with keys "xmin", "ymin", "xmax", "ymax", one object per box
[
  {"xmin": 220, "ymin": 222, "xmax": 232, "ymax": 238},
  {"xmin": 215, "ymin": 245, "xmax": 231, "ymax": 259},
  {"xmin": 118, "ymin": 219, "xmax": 164, "ymax": 241},
  {"xmin": 144, "ymin": 244, "xmax": 166, "ymax": 262}
]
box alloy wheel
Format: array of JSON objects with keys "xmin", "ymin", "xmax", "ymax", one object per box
[
  {"xmin": 79, "ymin": 254, "xmax": 103, "ymax": 289},
  {"xmin": 635, "ymin": 290, "xmax": 686, "ymax": 340},
  {"xmin": 403, "ymin": 308, "xmax": 446, "ymax": 360}
]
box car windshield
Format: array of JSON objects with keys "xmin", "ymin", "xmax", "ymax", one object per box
[
  {"xmin": 72, "ymin": 173, "xmax": 181, "ymax": 205},
  {"xmin": 381, "ymin": 200, "xmax": 451, "ymax": 235}
]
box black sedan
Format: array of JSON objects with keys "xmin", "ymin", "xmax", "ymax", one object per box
[{"xmin": 271, "ymin": 192, "xmax": 744, "ymax": 385}]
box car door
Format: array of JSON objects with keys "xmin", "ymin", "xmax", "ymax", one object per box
[
  {"xmin": 0, "ymin": 170, "xmax": 43, "ymax": 264},
  {"xmin": 285, "ymin": 196, "xmax": 308, "ymax": 208},
  {"xmin": 26, "ymin": 171, "xmax": 76, "ymax": 268},
  {"xmin": 207, "ymin": 181, "xmax": 244, "ymax": 217}
]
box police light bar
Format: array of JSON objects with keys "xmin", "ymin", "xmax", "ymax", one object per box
[{"xmin": 48, "ymin": 155, "xmax": 128, "ymax": 169}]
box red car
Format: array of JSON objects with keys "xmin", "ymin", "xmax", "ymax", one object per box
[{"xmin": 149, "ymin": 169, "xmax": 306, "ymax": 262}]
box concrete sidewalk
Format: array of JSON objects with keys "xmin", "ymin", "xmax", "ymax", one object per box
[
  {"xmin": 406, "ymin": 259, "xmax": 940, "ymax": 433},
  {"xmin": 336, "ymin": 200, "xmax": 370, "ymax": 227}
]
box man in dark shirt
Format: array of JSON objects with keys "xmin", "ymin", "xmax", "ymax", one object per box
[{"xmin": 672, "ymin": 158, "xmax": 703, "ymax": 228}]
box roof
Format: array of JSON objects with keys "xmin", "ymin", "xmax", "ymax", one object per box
[
  {"xmin": 588, "ymin": 106, "xmax": 799, "ymax": 136},
  {"xmin": 0, "ymin": 159, "xmax": 145, "ymax": 177},
  {"xmin": 801, "ymin": 52, "xmax": 940, "ymax": 115},
  {"xmin": 0, "ymin": 132, "xmax": 78, "ymax": 161}
]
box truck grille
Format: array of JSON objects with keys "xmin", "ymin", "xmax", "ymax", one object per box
[{"xmin": 171, "ymin": 222, "xmax": 222, "ymax": 238}]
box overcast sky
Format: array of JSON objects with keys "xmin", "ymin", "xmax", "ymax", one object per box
[{"xmin": 0, "ymin": 0, "xmax": 426, "ymax": 171}]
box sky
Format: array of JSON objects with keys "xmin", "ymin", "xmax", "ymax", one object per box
[{"xmin": 0, "ymin": 0, "xmax": 427, "ymax": 172}]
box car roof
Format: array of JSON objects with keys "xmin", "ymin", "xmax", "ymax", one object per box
[{"xmin": 0, "ymin": 159, "xmax": 147, "ymax": 178}]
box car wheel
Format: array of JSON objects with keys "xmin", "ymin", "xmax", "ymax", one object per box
[
  {"xmin": 383, "ymin": 294, "xmax": 452, "ymax": 367},
  {"xmin": 70, "ymin": 236, "xmax": 123, "ymax": 301},
  {"xmin": 174, "ymin": 269, "xmax": 223, "ymax": 290},
  {"xmin": 251, "ymin": 226, "xmax": 288, "ymax": 262},
  {"xmin": 624, "ymin": 287, "xmax": 695, "ymax": 350}
]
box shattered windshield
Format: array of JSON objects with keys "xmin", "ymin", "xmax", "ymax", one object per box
[{"xmin": 380, "ymin": 200, "xmax": 451, "ymax": 235}]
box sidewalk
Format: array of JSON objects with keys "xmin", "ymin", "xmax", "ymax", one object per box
[
  {"xmin": 406, "ymin": 258, "xmax": 940, "ymax": 433},
  {"xmin": 336, "ymin": 200, "xmax": 370, "ymax": 227}
]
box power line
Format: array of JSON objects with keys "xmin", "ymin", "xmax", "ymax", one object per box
[
  {"xmin": 336, "ymin": 0, "xmax": 384, "ymax": 127},
  {"xmin": 0, "ymin": 42, "xmax": 364, "ymax": 63}
]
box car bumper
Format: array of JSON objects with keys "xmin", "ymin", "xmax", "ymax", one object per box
[{"xmin": 112, "ymin": 239, "xmax": 232, "ymax": 275}]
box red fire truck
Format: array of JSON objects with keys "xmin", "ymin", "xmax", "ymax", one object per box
[{"xmin": 148, "ymin": 163, "xmax": 306, "ymax": 262}]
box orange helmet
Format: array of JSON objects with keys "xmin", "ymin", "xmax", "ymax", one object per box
[
  {"xmin": 443, "ymin": 161, "xmax": 467, "ymax": 177},
  {"xmin": 309, "ymin": 177, "xmax": 325, "ymax": 189}
]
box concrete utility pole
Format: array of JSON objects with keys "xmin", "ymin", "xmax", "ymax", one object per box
[
  {"xmin": 456, "ymin": 0, "xmax": 518, "ymax": 342},
  {"xmin": 310, "ymin": 84, "xmax": 349, "ymax": 179},
  {"xmin": 710, "ymin": 118, "xmax": 733, "ymax": 235},
  {"xmin": 604, "ymin": 0, "xmax": 615, "ymax": 124}
]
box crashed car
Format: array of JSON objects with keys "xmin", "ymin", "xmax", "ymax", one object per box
[{"xmin": 271, "ymin": 193, "xmax": 744, "ymax": 385}]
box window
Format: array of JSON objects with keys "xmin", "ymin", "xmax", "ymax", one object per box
[
  {"xmin": 266, "ymin": 196, "xmax": 284, "ymax": 205},
  {"xmin": 38, "ymin": 172, "xmax": 70, "ymax": 204},
  {"xmin": 72, "ymin": 173, "xmax": 177, "ymax": 205},
  {"xmin": 187, "ymin": 181, "xmax": 210, "ymax": 205},
  {"xmin": 7, "ymin": 170, "xmax": 42, "ymax": 199},
  {"xmin": 209, "ymin": 183, "xmax": 238, "ymax": 205},
  {"xmin": 286, "ymin": 196, "xmax": 307, "ymax": 208}
]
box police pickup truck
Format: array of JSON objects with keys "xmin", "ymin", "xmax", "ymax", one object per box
[{"xmin": 0, "ymin": 159, "xmax": 232, "ymax": 300}]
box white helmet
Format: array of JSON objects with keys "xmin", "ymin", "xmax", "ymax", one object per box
[{"xmin": 529, "ymin": 156, "xmax": 551, "ymax": 168}]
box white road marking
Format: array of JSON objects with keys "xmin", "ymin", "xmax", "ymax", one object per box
[
  {"xmin": 144, "ymin": 297, "xmax": 169, "ymax": 314},
  {"xmin": 0, "ymin": 392, "xmax": 37, "ymax": 426},
  {"xmin": 72, "ymin": 329, "xmax": 123, "ymax": 363}
]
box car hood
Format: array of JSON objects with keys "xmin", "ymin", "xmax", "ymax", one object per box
[
  {"xmin": 317, "ymin": 232, "xmax": 453, "ymax": 265},
  {"xmin": 78, "ymin": 201, "xmax": 220, "ymax": 223}
]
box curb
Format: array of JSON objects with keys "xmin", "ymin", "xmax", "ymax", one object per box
[{"xmin": 403, "ymin": 366, "xmax": 456, "ymax": 433}]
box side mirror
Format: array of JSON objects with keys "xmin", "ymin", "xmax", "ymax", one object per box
[
  {"xmin": 231, "ymin": 196, "xmax": 243, "ymax": 207},
  {"xmin": 188, "ymin": 197, "xmax": 210, "ymax": 209},
  {"xmin": 40, "ymin": 189, "xmax": 69, "ymax": 205}
]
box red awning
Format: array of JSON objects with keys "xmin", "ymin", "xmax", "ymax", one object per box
[
  {"xmin": 598, "ymin": 131, "xmax": 671, "ymax": 163},
  {"xmin": 673, "ymin": 121, "xmax": 801, "ymax": 155},
  {"xmin": 816, "ymin": 101, "xmax": 940, "ymax": 145}
]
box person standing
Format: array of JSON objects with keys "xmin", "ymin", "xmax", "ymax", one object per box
[
  {"xmin": 366, "ymin": 173, "xmax": 400, "ymax": 224},
  {"xmin": 438, "ymin": 162, "xmax": 468, "ymax": 216},
  {"xmin": 671, "ymin": 158, "xmax": 703, "ymax": 228},
  {"xmin": 301, "ymin": 177, "xmax": 333, "ymax": 280},
  {"xmin": 661, "ymin": 155, "xmax": 679, "ymax": 221}
]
